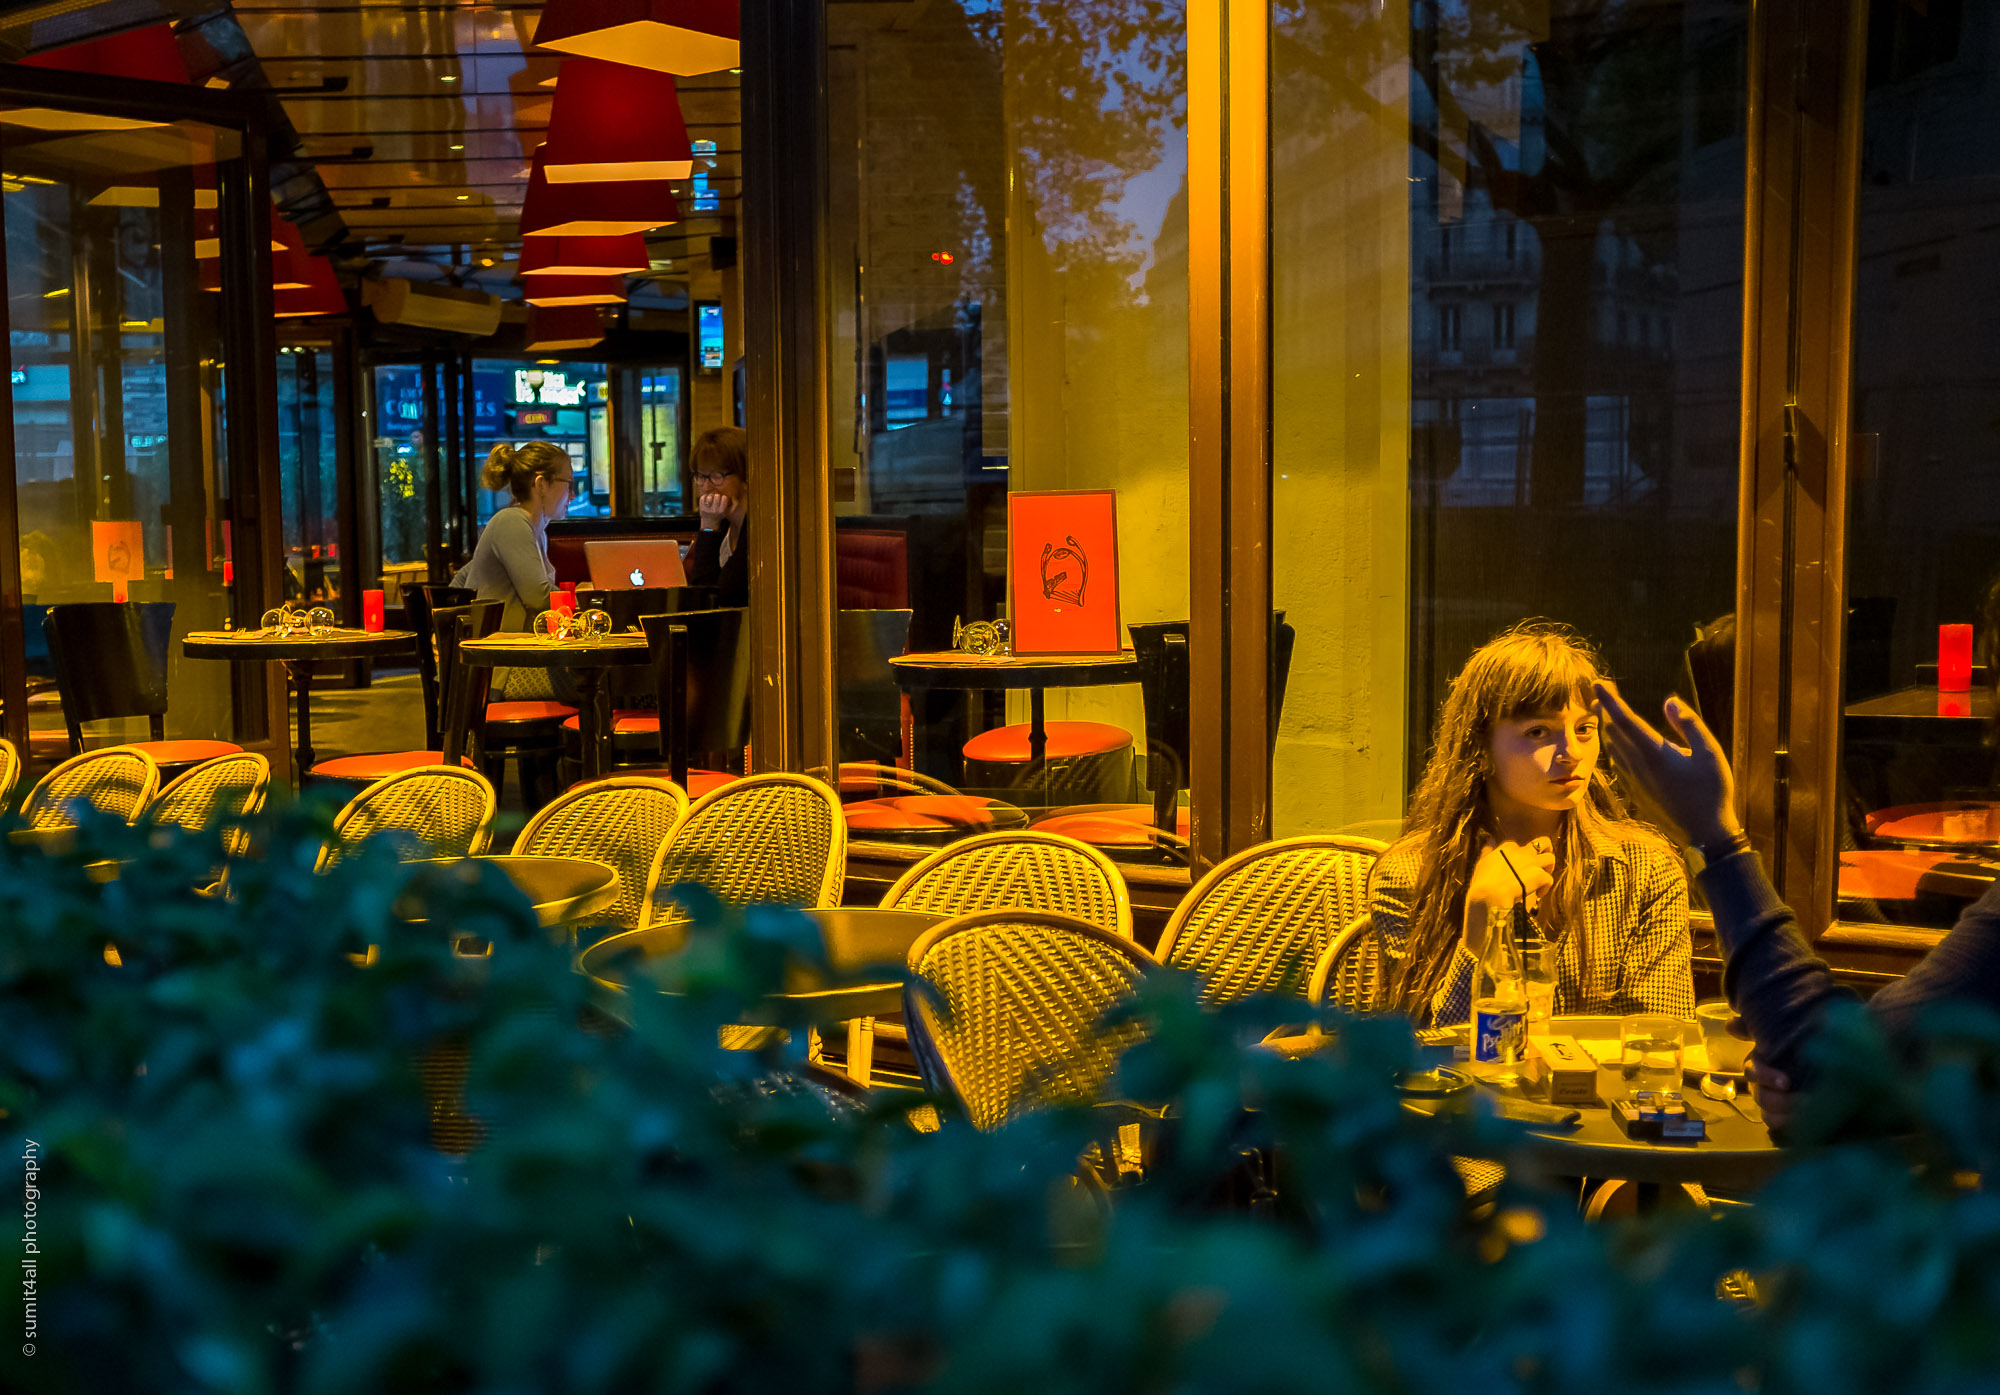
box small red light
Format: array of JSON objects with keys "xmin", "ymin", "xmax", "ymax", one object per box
[{"xmin": 930, "ymin": 251, "xmax": 954, "ymax": 265}]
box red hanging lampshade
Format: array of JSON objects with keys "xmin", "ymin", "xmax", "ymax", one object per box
[
  {"xmin": 274, "ymin": 254, "xmax": 346, "ymax": 318},
  {"xmin": 518, "ymin": 149, "xmax": 679, "ymax": 237},
  {"xmin": 20, "ymin": 24, "xmax": 189, "ymax": 84},
  {"xmin": 525, "ymin": 304, "xmax": 610, "ymax": 351},
  {"xmin": 271, "ymin": 220, "xmax": 312, "ymax": 290},
  {"xmin": 519, "ymin": 233, "xmax": 651, "ymax": 276},
  {"xmin": 532, "ymin": 0, "xmax": 738, "ymax": 76},
  {"xmin": 541, "ymin": 60, "xmax": 693, "ymax": 183},
  {"xmin": 522, "ymin": 274, "xmax": 628, "ymax": 307}
]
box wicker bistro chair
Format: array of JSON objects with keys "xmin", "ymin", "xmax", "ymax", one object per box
[
  {"xmin": 315, "ymin": 765, "xmax": 497, "ymax": 873},
  {"xmin": 20, "ymin": 747, "xmax": 161, "ymax": 831},
  {"xmin": 1154, "ymin": 835, "xmax": 1388, "ymax": 1005},
  {"xmin": 0, "ymin": 736, "xmax": 20, "ymax": 813},
  {"xmin": 904, "ymin": 910, "xmax": 1160, "ymax": 1132},
  {"xmin": 882, "ymin": 830, "xmax": 1132, "ymax": 936},
  {"xmin": 140, "ymin": 752, "xmax": 271, "ymax": 859},
  {"xmin": 1308, "ymin": 914, "xmax": 1389, "ymax": 1013},
  {"xmin": 513, "ymin": 775, "xmax": 689, "ymax": 937},
  {"xmin": 638, "ymin": 773, "xmax": 846, "ymax": 935}
]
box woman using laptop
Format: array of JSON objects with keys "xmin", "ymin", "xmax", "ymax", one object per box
[
  {"xmin": 450, "ymin": 440, "xmax": 575, "ymax": 698},
  {"xmin": 686, "ymin": 425, "xmax": 748, "ymax": 604}
]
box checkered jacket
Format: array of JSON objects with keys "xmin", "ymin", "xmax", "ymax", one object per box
[{"xmin": 1370, "ymin": 825, "xmax": 1693, "ymax": 1027}]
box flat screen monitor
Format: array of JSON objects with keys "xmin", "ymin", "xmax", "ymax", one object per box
[{"xmin": 696, "ymin": 302, "xmax": 724, "ymax": 371}]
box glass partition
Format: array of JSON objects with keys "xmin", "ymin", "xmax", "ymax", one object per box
[
  {"xmin": 278, "ymin": 345, "xmax": 337, "ymax": 604},
  {"xmin": 1270, "ymin": 0, "xmax": 1748, "ymax": 847},
  {"xmin": 1834, "ymin": 0, "xmax": 2000, "ymax": 929},
  {"xmin": 468, "ymin": 358, "xmax": 610, "ymax": 525},
  {"xmin": 5, "ymin": 118, "xmax": 246, "ymax": 755},
  {"xmin": 825, "ymin": 0, "xmax": 1191, "ymax": 864}
]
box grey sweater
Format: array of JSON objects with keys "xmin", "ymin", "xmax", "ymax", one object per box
[{"xmin": 451, "ymin": 506, "xmax": 554, "ymax": 634}]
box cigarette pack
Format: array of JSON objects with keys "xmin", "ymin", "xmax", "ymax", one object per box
[
  {"xmin": 1526, "ymin": 1033, "xmax": 1600, "ymax": 1106},
  {"xmin": 1612, "ymin": 1093, "xmax": 1707, "ymax": 1145}
]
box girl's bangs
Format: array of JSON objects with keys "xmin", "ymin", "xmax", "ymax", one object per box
[{"xmin": 1492, "ymin": 636, "xmax": 1599, "ymax": 720}]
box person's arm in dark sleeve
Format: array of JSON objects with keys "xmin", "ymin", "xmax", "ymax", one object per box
[
  {"xmin": 684, "ymin": 526, "xmax": 724, "ymax": 587},
  {"xmin": 1866, "ymin": 877, "xmax": 2000, "ymax": 1040},
  {"xmin": 1699, "ymin": 844, "xmax": 1862, "ymax": 1081}
]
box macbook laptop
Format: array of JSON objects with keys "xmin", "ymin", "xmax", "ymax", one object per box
[{"xmin": 584, "ymin": 539, "xmax": 689, "ymax": 591}]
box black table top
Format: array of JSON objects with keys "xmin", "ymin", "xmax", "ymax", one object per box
[
  {"xmin": 579, "ymin": 906, "xmax": 944, "ymax": 1021},
  {"xmin": 395, "ymin": 855, "xmax": 621, "ymax": 929},
  {"xmin": 183, "ymin": 628, "xmax": 417, "ymax": 661},
  {"xmin": 458, "ymin": 632, "xmax": 652, "ymax": 668},
  {"xmin": 889, "ymin": 649, "xmax": 1141, "ymax": 690},
  {"xmin": 1406, "ymin": 1014, "xmax": 1783, "ymax": 1189}
]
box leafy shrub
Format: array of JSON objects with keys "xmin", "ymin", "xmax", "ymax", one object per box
[{"xmin": 1, "ymin": 805, "xmax": 1998, "ymax": 1393}]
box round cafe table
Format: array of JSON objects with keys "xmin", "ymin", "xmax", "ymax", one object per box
[
  {"xmin": 457, "ymin": 631, "xmax": 650, "ymax": 781},
  {"xmin": 183, "ymin": 627, "xmax": 417, "ymax": 776},
  {"xmin": 1864, "ymin": 801, "xmax": 2000, "ymax": 850},
  {"xmin": 395, "ymin": 855, "xmax": 621, "ymax": 931},
  {"xmin": 1407, "ymin": 1015, "xmax": 1784, "ymax": 1192},
  {"xmin": 889, "ymin": 650, "xmax": 1141, "ymax": 789},
  {"xmin": 580, "ymin": 906, "xmax": 941, "ymax": 1018}
]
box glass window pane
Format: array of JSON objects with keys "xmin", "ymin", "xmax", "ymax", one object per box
[
  {"xmin": 7, "ymin": 121, "xmax": 244, "ymax": 757},
  {"xmin": 277, "ymin": 347, "xmax": 337, "ymax": 604},
  {"xmin": 1272, "ymin": 0, "xmax": 1748, "ymax": 846},
  {"xmin": 1837, "ymin": 0, "xmax": 2000, "ymax": 929},
  {"xmin": 827, "ymin": 0, "xmax": 1190, "ymax": 864}
]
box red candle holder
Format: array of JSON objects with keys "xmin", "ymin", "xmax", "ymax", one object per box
[
  {"xmin": 551, "ymin": 588, "xmax": 577, "ymax": 617},
  {"xmin": 1940, "ymin": 624, "xmax": 1974, "ymax": 693},
  {"xmin": 362, "ymin": 588, "xmax": 386, "ymax": 633}
]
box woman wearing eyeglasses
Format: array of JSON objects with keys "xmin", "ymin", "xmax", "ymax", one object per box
[
  {"xmin": 686, "ymin": 426, "xmax": 748, "ymax": 604},
  {"xmin": 450, "ymin": 440, "xmax": 575, "ymax": 698}
]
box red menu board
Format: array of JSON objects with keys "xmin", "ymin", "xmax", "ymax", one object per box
[{"xmin": 1007, "ymin": 490, "xmax": 1122, "ymax": 654}]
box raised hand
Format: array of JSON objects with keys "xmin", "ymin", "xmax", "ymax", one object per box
[{"xmin": 1593, "ymin": 680, "xmax": 1742, "ymax": 849}]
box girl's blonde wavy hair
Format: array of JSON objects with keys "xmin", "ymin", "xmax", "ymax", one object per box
[{"xmin": 1383, "ymin": 621, "xmax": 1657, "ymax": 1016}]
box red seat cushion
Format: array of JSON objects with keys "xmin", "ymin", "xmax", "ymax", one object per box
[
  {"xmin": 486, "ymin": 701, "xmax": 579, "ymax": 723},
  {"xmin": 310, "ymin": 750, "xmax": 477, "ymax": 779},
  {"xmin": 128, "ymin": 739, "xmax": 243, "ymax": 766},
  {"xmin": 962, "ymin": 720, "xmax": 1131, "ymax": 763},
  {"xmin": 1036, "ymin": 803, "xmax": 1191, "ymax": 842},
  {"xmin": 844, "ymin": 795, "xmax": 997, "ymax": 833},
  {"xmin": 560, "ymin": 710, "xmax": 658, "ymax": 735},
  {"xmin": 1837, "ymin": 850, "xmax": 1958, "ymax": 903}
]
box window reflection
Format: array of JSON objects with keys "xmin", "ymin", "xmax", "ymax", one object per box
[
  {"xmin": 1837, "ymin": 0, "xmax": 2000, "ymax": 928},
  {"xmin": 1272, "ymin": 0, "xmax": 1747, "ymax": 840},
  {"xmin": 826, "ymin": 0, "xmax": 1191, "ymax": 862}
]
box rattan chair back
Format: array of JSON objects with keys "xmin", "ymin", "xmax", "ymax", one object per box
[
  {"xmin": 1308, "ymin": 913, "xmax": 1385, "ymax": 1012},
  {"xmin": 515, "ymin": 776, "xmax": 689, "ymax": 934},
  {"xmin": 881, "ymin": 830, "xmax": 1132, "ymax": 936},
  {"xmin": 1154, "ymin": 835, "xmax": 1387, "ymax": 1004},
  {"xmin": 904, "ymin": 910, "xmax": 1159, "ymax": 1131},
  {"xmin": 316, "ymin": 765, "xmax": 497, "ymax": 872},
  {"xmin": 21, "ymin": 747, "xmax": 161, "ymax": 830},
  {"xmin": 142, "ymin": 752, "xmax": 271, "ymax": 857},
  {"xmin": 0, "ymin": 737, "xmax": 20, "ymax": 813},
  {"xmin": 640, "ymin": 773, "xmax": 845, "ymax": 931}
]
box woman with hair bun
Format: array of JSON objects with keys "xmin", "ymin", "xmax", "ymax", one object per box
[{"xmin": 449, "ymin": 440, "xmax": 576, "ymax": 697}]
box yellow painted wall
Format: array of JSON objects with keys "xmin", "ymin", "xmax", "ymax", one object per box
[{"xmin": 1270, "ymin": 17, "xmax": 1413, "ymax": 834}]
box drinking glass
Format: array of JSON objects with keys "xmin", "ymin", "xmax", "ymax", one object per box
[
  {"xmin": 1522, "ymin": 941, "xmax": 1559, "ymax": 1033},
  {"xmin": 1618, "ymin": 1013, "xmax": 1684, "ymax": 1100},
  {"xmin": 1694, "ymin": 1001, "xmax": 1749, "ymax": 1100}
]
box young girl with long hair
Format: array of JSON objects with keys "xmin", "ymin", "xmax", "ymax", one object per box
[{"xmin": 1371, "ymin": 623, "xmax": 1692, "ymax": 1027}]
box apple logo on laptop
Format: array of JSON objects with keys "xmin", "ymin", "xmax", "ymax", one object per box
[{"xmin": 629, "ymin": 568, "xmax": 646, "ymax": 586}]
